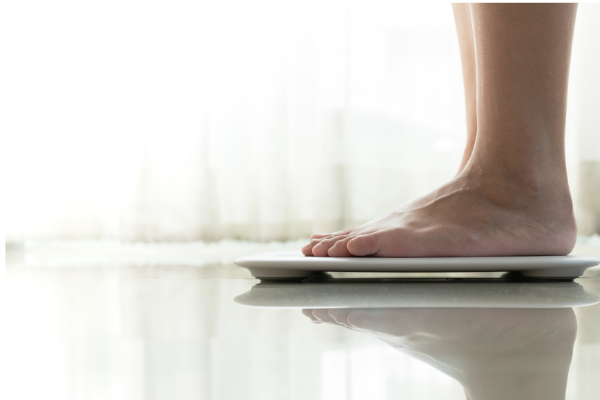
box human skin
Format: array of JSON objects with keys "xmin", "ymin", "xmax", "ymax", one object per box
[
  {"xmin": 302, "ymin": 4, "xmax": 579, "ymax": 258},
  {"xmin": 453, "ymin": 3, "xmax": 478, "ymax": 174},
  {"xmin": 303, "ymin": 307, "xmax": 577, "ymax": 400}
]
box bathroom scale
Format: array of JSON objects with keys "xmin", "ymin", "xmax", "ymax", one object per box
[
  {"xmin": 234, "ymin": 251, "xmax": 600, "ymax": 280},
  {"xmin": 234, "ymin": 280, "xmax": 600, "ymax": 309}
]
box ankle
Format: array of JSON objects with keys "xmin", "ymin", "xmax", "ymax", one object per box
[
  {"xmin": 464, "ymin": 155, "xmax": 570, "ymax": 197},
  {"xmin": 460, "ymin": 161, "xmax": 576, "ymax": 224}
]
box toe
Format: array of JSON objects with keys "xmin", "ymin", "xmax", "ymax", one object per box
[
  {"xmin": 302, "ymin": 238, "xmax": 327, "ymax": 256},
  {"xmin": 327, "ymin": 309, "xmax": 353, "ymax": 326},
  {"xmin": 302, "ymin": 309, "xmax": 322, "ymax": 323},
  {"xmin": 312, "ymin": 235, "xmax": 348, "ymax": 257},
  {"xmin": 327, "ymin": 237, "xmax": 353, "ymax": 257},
  {"xmin": 312, "ymin": 309, "xmax": 337, "ymax": 324},
  {"xmin": 346, "ymin": 309, "xmax": 377, "ymax": 329},
  {"xmin": 302, "ymin": 242, "xmax": 314, "ymax": 256},
  {"xmin": 347, "ymin": 233, "xmax": 381, "ymax": 256},
  {"xmin": 311, "ymin": 240, "xmax": 332, "ymax": 257}
]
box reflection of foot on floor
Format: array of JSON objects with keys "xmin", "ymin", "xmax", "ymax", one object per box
[
  {"xmin": 303, "ymin": 308, "xmax": 576, "ymax": 400},
  {"xmin": 302, "ymin": 169, "xmax": 577, "ymax": 258}
]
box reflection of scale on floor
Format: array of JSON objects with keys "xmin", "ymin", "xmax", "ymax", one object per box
[
  {"xmin": 234, "ymin": 279, "xmax": 600, "ymax": 309},
  {"xmin": 234, "ymin": 251, "xmax": 600, "ymax": 280}
]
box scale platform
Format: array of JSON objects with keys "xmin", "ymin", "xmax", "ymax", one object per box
[{"xmin": 234, "ymin": 251, "xmax": 600, "ymax": 280}]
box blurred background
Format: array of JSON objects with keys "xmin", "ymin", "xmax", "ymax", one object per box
[
  {"xmin": 4, "ymin": 0, "xmax": 600, "ymax": 244},
  {"xmin": 4, "ymin": 3, "xmax": 600, "ymax": 400}
]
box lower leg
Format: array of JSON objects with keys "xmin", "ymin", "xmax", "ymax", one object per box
[
  {"xmin": 467, "ymin": 4, "xmax": 577, "ymax": 184},
  {"xmin": 452, "ymin": 3, "xmax": 478, "ymax": 174},
  {"xmin": 462, "ymin": 3, "xmax": 578, "ymax": 244},
  {"xmin": 303, "ymin": 4, "xmax": 578, "ymax": 258}
]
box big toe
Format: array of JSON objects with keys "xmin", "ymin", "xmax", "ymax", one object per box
[{"xmin": 347, "ymin": 233, "xmax": 381, "ymax": 256}]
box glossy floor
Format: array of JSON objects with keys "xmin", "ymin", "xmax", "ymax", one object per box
[{"xmin": 5, "ymin": 242, "xmax": 600, "ymax": 400}]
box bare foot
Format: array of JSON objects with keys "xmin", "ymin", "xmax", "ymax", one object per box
[
  {"xmin": 303, "ymin": 307, "xmax": 576, "ymax": 400},
  {"xmin": 303, "ymin": 4, "xmax": 579, "ymax": 259},
  {"xmin": 302, "ymin": 167, "xmax": 577, "ymax": 257}
]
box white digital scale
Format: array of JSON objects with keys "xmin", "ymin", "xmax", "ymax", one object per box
[{"xmin": 234, "ymin": 251, "xmax": 600, "ymax": 280}]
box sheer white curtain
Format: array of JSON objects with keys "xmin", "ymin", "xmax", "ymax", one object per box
[{"xmin": 4, "ymin": 1, "xmax": 600, "ymax": 242}]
